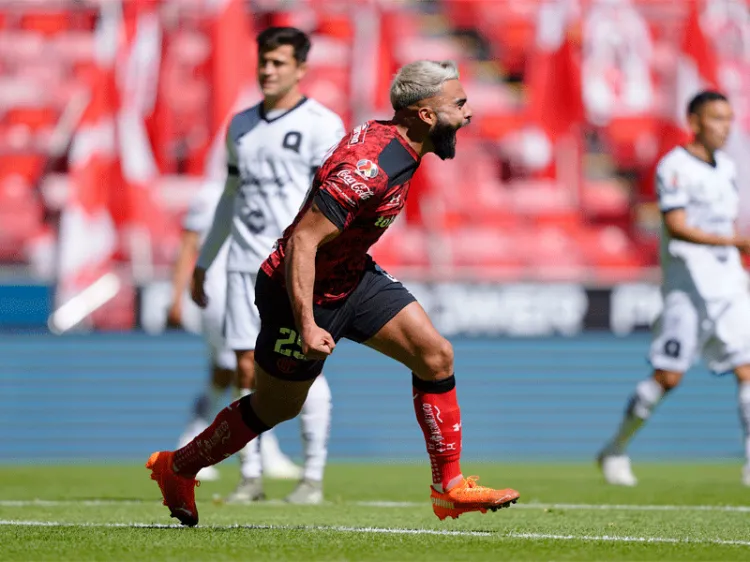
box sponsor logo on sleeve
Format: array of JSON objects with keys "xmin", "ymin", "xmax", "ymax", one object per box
[
  {"xmin": 349, "ymin": 123, "xmax": 369, "ymax": 145},
  {"xmin": 355, "ymin": 159, "xmax": 379, "ymax": 179},
  {"xmin": 337, "ymin": 168, "xmax": 374, "ymax": 200}
]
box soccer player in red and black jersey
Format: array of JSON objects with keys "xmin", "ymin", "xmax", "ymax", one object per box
[{"xmin": 147, "ymin": 60, "xmax": 520, "ymax": 526}]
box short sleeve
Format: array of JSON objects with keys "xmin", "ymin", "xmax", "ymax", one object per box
[
  {"xmin": 315, "ymin": 163, "xmax": 380, "ymax": 230},
  {"xmin": 310, "ymin": 113, "xmax": 346, "ymax": 168},
  {"xmin": 656, "ymin": 163, "xmax": 689, "ymax": 212},
  {"xmin": 226, "ymin": 130, "xmax": 240, "ymax": 177},
  {"xmin": 182, "ymin": 181, "xmax": 222, "ymax": 233}
]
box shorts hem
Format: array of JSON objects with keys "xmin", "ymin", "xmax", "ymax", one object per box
[
  {"xmin": 211, "ymin": 358, "xmax": 238, "ymax": 371},
  {"xmin": 648, "ymin": 357, "xmax": 690, "ymax": 374},
  {"xmin": 347, "ymin": 295, "xmax": 417, "ymax": 343},
  {"xmin": 709, "ymin": 356, "xmax": 750, "ymax": 376},
  {"xmin": 255, "ymin": 354, "xmax": 322, "ymax": 382},
  {"xmin": 225, "ymin": 339, "xmax": 258, "ymax": 352}
]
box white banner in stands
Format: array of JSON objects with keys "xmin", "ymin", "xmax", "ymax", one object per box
[{"xmin": 405, "ymin": 282, "xmax": 589, "ymax": 337}]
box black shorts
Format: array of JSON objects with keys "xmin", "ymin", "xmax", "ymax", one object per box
[{"xmin": 254, "ymin": 258, "xmax": 416, "ymax": 381}]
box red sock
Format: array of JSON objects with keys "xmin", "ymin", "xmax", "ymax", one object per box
[
  {"xmin": 172, "ymin": 399, "xmax": 259, "ymax": 476},
  {"xmin": 412, "ymin": 374, "xmax": 462, "ymax": 490}
]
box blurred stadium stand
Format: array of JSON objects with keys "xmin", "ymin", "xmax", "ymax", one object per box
[{"xmin": 0, "ymin": 0, "xmax": 750, "ymax": 331}]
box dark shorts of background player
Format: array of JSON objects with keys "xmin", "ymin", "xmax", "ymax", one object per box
[{"xmin": 254, "ymin": 257, "xmax": 416, "ymax": 381}]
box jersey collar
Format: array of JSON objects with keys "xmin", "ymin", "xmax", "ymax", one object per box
[
  {"xmin": 679, "ymin": 145, "xmax": 717, "ymax": 168},
  {"xmin": 259, "ymin": 96, "xmax": 308, "ymax": 123}
]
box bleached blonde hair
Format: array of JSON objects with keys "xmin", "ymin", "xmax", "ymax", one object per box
[{"xmin": 390, "ymin": 60, "xmax": 460, "ymax": 111}]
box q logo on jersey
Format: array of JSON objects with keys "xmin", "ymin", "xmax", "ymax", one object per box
[{"xmin": 356, "ymin": 159, "xmax": 379, "ymax": 180}]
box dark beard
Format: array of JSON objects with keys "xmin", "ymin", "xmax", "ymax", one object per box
[{"xmin": 429, "ymin": 119, "xmax": 458, "ymax": 160}]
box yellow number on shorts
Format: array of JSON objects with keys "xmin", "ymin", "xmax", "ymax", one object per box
[{"xmin": 273, "ymin": 327, "xmax": 306, "ymax": 360}]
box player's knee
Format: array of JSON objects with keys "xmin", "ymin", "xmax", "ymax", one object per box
[
  {"xmin": 419, "ymin": 337, "xmax": 454, "ymax": 380},
  {"xmin": 252, "ymin": 391, "xmax": 305, "ymax": 427},
  {"xmin": 734, "ymin": 364, "xmax": 750, "ymax": 383},
  {"xmin": 653, "ymin": 370, "xmax": 682, "ymax": 391}
]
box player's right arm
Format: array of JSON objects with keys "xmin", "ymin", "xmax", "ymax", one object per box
[
  {"xmin": 191, "ymin": 135, "xmax": 240, "ymax": 308},
  {"xmin": 167, "ymin": 229, "xmax": 200, "ymax": 327},
  {"xmin": 657, "ymin": 164, "xmax": 750, "ymax": 252},
  {"xmin": 285, "ymin": 202, "xmax": 340, "ymax": 360},
  {"xmin": 285, "ymin": 161, "xmax": 375, "ymax": 359},
  {"xmin": 663, "ymin": 210, "xmax": 750, "ymax": 251}
]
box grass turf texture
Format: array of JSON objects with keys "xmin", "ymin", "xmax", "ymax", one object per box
[{"xmin": 1, "ymin": 463, "xmax": 750, "ymax": 560}]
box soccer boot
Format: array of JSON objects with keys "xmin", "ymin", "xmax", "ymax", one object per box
[
  {"xmin": 285, "ymin": 479, "xmax": 324, "ymax": 505},
  {"xmin": 224, "ymin": 477, "xmax": 265, "ymax": 504},
  {"xmin": 430, "ymin": 476, "xmax": 519, "ymax": 520},
  {"xmin": 597, "ymin": 453, "xmax": 637, "ymax": 486},
  {"xmin": 146, "ymin": 451, "xmax": 200, "ymax": 527}
]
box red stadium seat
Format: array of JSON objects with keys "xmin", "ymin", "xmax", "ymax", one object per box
[
  {"xmin": 577, "ymin": 226, "xmax": 645, "ymax": 282},
  {"xmin": 602, "ymin": 116, "xmax": 659, "ymax": 169},
  {"xmin": 581, "ymin": 179, "xmax": 631, "ymax": 220},
  {"xmin": 448, "ymin": 226, "xmax": 526, "ymax": 276},
  {"xmin": 0, "ymin": 176, "xmax": 43, "ymax": 261},
  {"xmin": 316, "ymin": 14, "xmax": 354, "ymax": 42},
  {"xmin": 19, "ymin": 11, "xmax": 72, "ymax": 35},
  {"xmin": 0, "ymin": 31, "xmax": 47, "ymax": 65},
  {"xmin": 519, "ymin": 225, "xmax": 587, "ymax": 281},
  {"xmin": 0, "ymin": 153, "xmax": 45, "ymax": 185},
  {"xmin": 372, "ymin": 224, "xmax": 431, "ymax": 270},
  {"xmin": 53, "ymin": 32, "xmax": 96, "ymax": 63},
  {"xmin": 4, "ymin": 106, "xmax": 59, "ymax": 130}
]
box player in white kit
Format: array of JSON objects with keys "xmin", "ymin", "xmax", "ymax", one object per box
[
  {"xmin": 168, "ymin": 180, "xmax": 302, "ymax": 482},
  {"xmin": 598, "ymin": 91, "xmax": 750, "ymax": 486},
  {"xmin": 191, "ymin": 27, "xmax": 345, "ymax": 504}
]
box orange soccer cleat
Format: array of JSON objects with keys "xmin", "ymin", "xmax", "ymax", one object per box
[
  {"xmin": 430, "ymin": 476, "xmax": 519, "ymax": 520},
  {"xmin": 146, "ymin": 451, "xmax": 200, "ymax": 527}
]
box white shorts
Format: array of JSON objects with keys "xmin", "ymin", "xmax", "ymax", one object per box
[
  {"xmin": 649, "ymin": 290, "xmax": 750, "ymax": 374},
  {"xmin": 225, "ymin": 271, "xmax": 261, "ymax": 351},
  {"xmin": 201, "ymin": 270, "xmax": 236, "ymax": 371}
]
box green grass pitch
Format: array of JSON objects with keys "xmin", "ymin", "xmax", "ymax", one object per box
[{"xmin": 2, "ymin": 462, "xmax": 750, "ymax": 560}]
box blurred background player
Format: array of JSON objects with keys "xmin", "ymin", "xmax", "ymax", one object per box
[
  {"xmin": 166, "ymin": 179, "xmax": 301, "ymax": 482},
  {"xmin": 598, "ymin": 91, "xmax": 750, "ymax": 486},
  {"xmin": 191, "ymin": 26, "xmax": 345, "ymax": 504}
]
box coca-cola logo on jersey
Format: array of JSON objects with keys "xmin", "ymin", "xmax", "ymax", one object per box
[{"xmin": 337, "ymin": 169, "xmax": 373, "ymax": 200}]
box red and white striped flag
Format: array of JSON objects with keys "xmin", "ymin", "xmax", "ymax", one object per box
[
  {"xmin": 645, "ymin": 1, "xmax": 719, "ymax": 198},
  {"xmin": 204, "ymin": 0, "xmax": 259, "ymax": 179},
  {"xmin": 526, "ymin": 0, "xmax": 583, "ymax": 143},
  {"xmin": 56, "ymin": 4, "xmax": 121, "ymax": 311},
  {"xmin": 523, "ymin": 0, "xmax": 583, "ymax": 177},
  {"xmin": 659, "ymin": 2, "xmax": 720, "ymax": 157},
  {"xmin": 117, "ymin": 0, "xmax": 164, "ymax": 279}
]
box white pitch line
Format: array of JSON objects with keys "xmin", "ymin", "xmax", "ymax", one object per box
[
  {"xmin": 0, "ymin": 500, "xmax": 147, "ymax": 507},
  {"xmin": 506, "ymin": 532, "xmax": 750, "ymax": 548},
  {"xmin": 4, "ymin": 499, "xmax": 750, "ymax": 514},
  {"xmin": 1, "ymin": 519, "xmax": 749, "ymax": 547},
  {"xmin": 355, "ymin": 501, "xmax": 750, "ymax": 513},
  {"xmin": 0, "ymin": 520, "xmax": 491, "ymax": 537}
]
